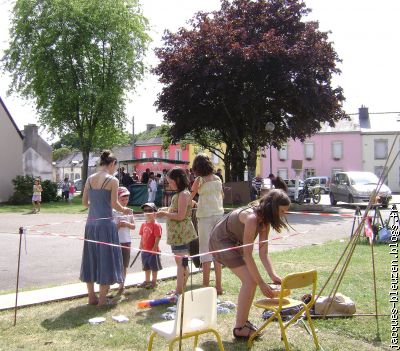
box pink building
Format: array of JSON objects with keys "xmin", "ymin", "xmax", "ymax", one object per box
[
  {"xmin": 261, "ymin": 117, "xmax": 363, "ymax": 180},
  {"xmin": 131, "ymin": 137, "xmax": 190, "ymax": 176}
]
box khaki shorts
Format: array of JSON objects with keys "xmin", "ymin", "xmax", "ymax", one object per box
[{"xmin": 198, "ymin": 215, "xmax": 223, "ymax": 263}]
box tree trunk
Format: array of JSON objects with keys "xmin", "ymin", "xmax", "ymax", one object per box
[
  {"xmin": 81, "ymin": 148, "xmax": 90, "ymax": 190},
  {"xmin": 247, "ymin": 146, "xmax": 258, "ymax": 185},
  {"xmin": 230, "ymin": 145, "xmax": 245, "ymax": 181}
]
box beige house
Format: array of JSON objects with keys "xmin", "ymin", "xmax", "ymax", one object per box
[
  {"xmin": 360, "ymin": 108, "xmax": 400, "ymax": 192},
  {"xmin": 0, "ymin": 97, "xmax": 23, "ymax": 202}
]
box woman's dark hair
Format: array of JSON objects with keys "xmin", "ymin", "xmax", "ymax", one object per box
[
  {"xmin": 99, "ymin": 150, "xmax": 117, "ymax": 166},
  {"xmin": 274, "ymin": 176, "xmax": 288, "ymax": 193},
  {"xmin": 167, "ymin": 168, "xmax": 189, "ymax": 192},
  {"xmin": 254, "ymin": 189, "xmax": 290, "ymax": 232},
  {"xmin": 192, "ymin": 153, "xmax": 214, "ymax": 177}
]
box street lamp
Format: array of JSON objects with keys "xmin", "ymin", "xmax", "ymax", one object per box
[{"xmin": 265, "ymin": 122, "xmax": 275, "ymax": 175}]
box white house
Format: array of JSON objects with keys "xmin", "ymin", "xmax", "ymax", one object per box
[{"xmin": 0, "ymin": 97, "xmax": 24, "ymax": 202}]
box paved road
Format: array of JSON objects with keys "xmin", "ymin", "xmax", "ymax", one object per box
[{"xmin": 0, "ymin": 195, "xmax": 398, "ymax": 292}]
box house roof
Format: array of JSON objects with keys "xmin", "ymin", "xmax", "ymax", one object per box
[
  {"xmin": 134, "ymin": 136, "xmax": 163, "ymax": 146},
  {"xmin": 55, "ymin": 151, "xmax": 99, "ymax": 167},
  {"xmin": 361, "ymin": 113, "xmax": 400, "ymax": 133},
  {"xmin": 318, "ymin": 115, "xmax": 360, "ymax": 133},
  {"xmin": 0, "ymin": 96, "xmax": 24, "ymax": 139}
]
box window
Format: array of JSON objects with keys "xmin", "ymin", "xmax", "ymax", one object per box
[
  {"xmin": 140, "ymin": 151, "xmax": 146, "ymax": 159},
  {"xmin": 304, "ymin": 168, "xmax": 315, "ymax": 178},
  {"xmin": 277, "ymin": 168, "xmax": 288, "ymax": 180},
  {"xmin": 304, "ymin": 142, "xmax": 315, "ymax": 160},
  {"xmin": 212, "ymin": 153, "xmax": 219, "ymax": 164},
  {"xmin": 64, "ymin": 173, "xmax": 69, "ymax": 179},
  {"xmin": 331, "ymin": 168, "xmax": 342, "ymax": 179},
  {"xmin": 374, "ymin": 139, "xmax": 388, "ymax": 159},
  {"xmin": 374, "ymin": 166, "xmax": 388, "ymax": 184},
  {"xmin": 278, "ymin": 144, "xmax": 288, "ymax": 160},
  {"xmin": 75, "ymin": 173, "xmax": 80, "ymax": 180},
  {"xmin": 175, "ymin": 149, "xmax": 181, "ymax": 161},
  {"xmin": 332, "ymin": 141, "xmax": 343, "ymax": 160},
  {"xmin": 164, "ymin": 150, "xmax": 170, "ymax": 159},
  {"xmin": 152, "ymin": 151, "xmax": 158, "ymax": 164}
]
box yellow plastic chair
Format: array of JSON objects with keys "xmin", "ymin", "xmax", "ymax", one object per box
[
  {"xmin": 248, "ymin": 270, "xmax": 320, "ymax": 350},
  {"xmin": 147, "ymin": 287, "xmax": 225, "ymax": 351}
]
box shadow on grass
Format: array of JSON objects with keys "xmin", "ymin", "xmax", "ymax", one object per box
[{"xmin": 41, "ymin": 304, "xmax": 113, "ymax": 330}]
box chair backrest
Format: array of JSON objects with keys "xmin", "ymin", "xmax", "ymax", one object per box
[
  {"xmin": 280, "ymin": 270, "xmax": 317, "ymax": 306},
  {"xmin": 173, "ymin": 287, "xmax": 217, "ymax": 337}
]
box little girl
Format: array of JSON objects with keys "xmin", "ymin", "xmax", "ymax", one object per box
[
  {"xmin": 32, "ymin": 179, "xmax": 43, "ymax": 213},
  {"xmin": 68, "ymin": 181, "xmax": 75, "ymax": 204},
  {"xmin": 156, "ymin": 168, "xmax": 197, "ymax": 295}
]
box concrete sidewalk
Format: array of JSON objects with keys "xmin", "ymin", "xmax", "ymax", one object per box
[{"xmin": 0, "ymin": 266, "xmax": 199, "ymax": 311}]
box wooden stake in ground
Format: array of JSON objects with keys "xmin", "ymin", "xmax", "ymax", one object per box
[{"xmin": 14, "ymin": 227, "xmax": 24, "ymax": 326}]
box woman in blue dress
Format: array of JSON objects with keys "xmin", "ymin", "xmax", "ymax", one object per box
[{"xmin": 80, "ymin": 150, "xmax": 133, "ymax": 306}]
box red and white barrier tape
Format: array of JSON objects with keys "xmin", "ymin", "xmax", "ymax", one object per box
[{"xmin": 22, "ymin": 227, "xmax": 307, "ymax": 260}]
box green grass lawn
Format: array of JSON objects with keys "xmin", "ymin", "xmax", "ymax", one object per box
[
  {"xmin": 0, "ymin": 196, "xmax": 142, "ymax": 214},
  {"xmin": 0, "ymin": 240, "xmax": 392, "ymax": 350}
]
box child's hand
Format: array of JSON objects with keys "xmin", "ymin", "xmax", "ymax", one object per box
[
  {"xmin": 156, "ymin": 211, "xmax": 167, "ymax": 218},
  {"xmin": 119, "ymin": 220, "xmax": 129, "ymax": 228}
]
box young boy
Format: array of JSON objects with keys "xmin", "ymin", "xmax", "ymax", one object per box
[
  {"xmin": 113, "ymin": 186, "xmax": 135, "ymax": 295},
  {"xmin": 138, "ymin": 202, "xmax": 162, "ymax": 289}
]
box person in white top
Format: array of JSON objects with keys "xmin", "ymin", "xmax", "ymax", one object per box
[
  {"xmin": 191, "ymin": 154, "xmax": 224, "ymax": 295},
  {"xmin": 147, "ymin": 172, "xmax": 157, "ymax": 202},
  {"xmin": 113, "ymin": 186, "xmax": 135, "ymax": 295}
]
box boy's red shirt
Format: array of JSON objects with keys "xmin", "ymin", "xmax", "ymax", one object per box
[{"xmin": 139, "ymin": 221, "xmax": 162, "ymax": 251}]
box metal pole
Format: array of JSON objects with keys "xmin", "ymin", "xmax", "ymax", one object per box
[
  {"xmin": 269, "ymin": 143, "xmax": 272, "ymax": 175},
  {"xmin": 14, "ymin": 227, "xmax": 24, "ymax": 326}
]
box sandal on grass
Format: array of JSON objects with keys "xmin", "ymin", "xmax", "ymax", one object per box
[
  {"xmin": 166, "ymin": 289, "xmax": 177, "ymax": 296},
  {"xmin": 137, "ymin": 281, "xmax": 151, "ymax": 288},
  {"xmin": 233, "ymin": 321, "xmax": 262, "ymax": 340}
]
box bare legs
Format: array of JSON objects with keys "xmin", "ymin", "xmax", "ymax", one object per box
[
  {"xmin": 230, "ymin": 265, "xmax": 257, "ymax": 336},
  {"xmin": 202, "ymin": 261, "xmax": 223, "ymax": 293},
  {"xmin": 175, "ymin": 253, "xmax": 189, "ymax": 294}
]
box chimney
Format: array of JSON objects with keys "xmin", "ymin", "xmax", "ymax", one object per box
[
  {"xmin": 358, "ymin": 105, "xmax": 370, "ymax": 129},
  {"xmin": 23, "ymin": 124, "xmax": 39, "ymax": 152},
  {"xmin": 146, "ymin": 124, "xmax": 156, "ymax": 132}
]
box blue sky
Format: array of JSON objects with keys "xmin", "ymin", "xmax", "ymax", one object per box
[{"xmin": 1, "ymin": 0, "xmax": 399, "ymax": 141}]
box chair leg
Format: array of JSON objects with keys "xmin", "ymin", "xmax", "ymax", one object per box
[
  {"xmin": 305, "ymin": 308, "xmax": 320, "ymax": 350},
  {"xmin": 209, "ymin": 329, "xmax": 225, "ymax": 351},
  {"xmin": 277, "ymin": 314, "xmax": 290, "ymax": 351},
  {"xmin": 247, "ymin": 312, "xmax": 277, "ymax": 349},
  {"xmin": 147, "ymin": 332, "xmax": 156, "ymax": 351},
  {"xmin": 193, "ymin": 335, "xmax": 199, "ymax": 348}
]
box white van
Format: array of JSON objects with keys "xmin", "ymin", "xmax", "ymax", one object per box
[{"xmin": 329, "ymin": 171, "xmax": 392, "ymax": 207}]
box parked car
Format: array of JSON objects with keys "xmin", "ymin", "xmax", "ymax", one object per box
[
  {"xmin": 284, "ymin": 179, "xmax": 304, "ymax": 201},
  {"xmin": 74, "ymin": 179, "xmax": 82, "ymax": 192},
  {"xmin": 304, "ymin": 176, "xmax": 330, "ymax": 194},
  {"xmin": 329, "ymin": 171, "xmax": 392, "ymax": 207}
]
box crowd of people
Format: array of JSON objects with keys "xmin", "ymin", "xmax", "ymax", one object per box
[{"xmin": 79, "ymin": 149, "xmax": 291, "ymax": 340}]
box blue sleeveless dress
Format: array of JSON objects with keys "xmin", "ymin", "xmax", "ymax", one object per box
[{"xmin": 80, "ymin": 177, "xmax": 123, "ymax": 285}]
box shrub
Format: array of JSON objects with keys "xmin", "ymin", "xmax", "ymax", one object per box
[{"xmin": 8, "ymin": 175, "xmax": 59, "ymax": 204}]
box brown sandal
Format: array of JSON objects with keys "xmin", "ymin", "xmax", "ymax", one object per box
[{"xmin": 233, "ymin": 321, "xmax": 261, "ymax": 340}]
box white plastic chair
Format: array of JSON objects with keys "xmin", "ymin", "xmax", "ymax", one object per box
[{"xmin": 147, "ymin": 287, "xmax": 225, "ymax": 351}]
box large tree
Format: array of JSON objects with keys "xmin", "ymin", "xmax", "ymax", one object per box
[
  {"xmin": 3, "ymin": 0, "xmax": 150, "ymax": 184},
  {"xmin": 154, "ymin": 0, "xmax": 346, "ymax": 181}
]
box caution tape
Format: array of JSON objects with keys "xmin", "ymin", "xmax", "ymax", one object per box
[
  {"xmin": 22, "ymin": 226, "xmax": 307, "ymax": 260},
  {"xmin": 286, "ymin": 211, "xmax": 358, "ymax": 218}
]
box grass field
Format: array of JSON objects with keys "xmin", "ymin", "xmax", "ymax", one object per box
[
  {"xmin": 0, "ymin": 196, "xmax": 142, "ymax": 214},
  {"xmin": 0, "ymin": 240, "xmax": 392, "ymax": 351}
]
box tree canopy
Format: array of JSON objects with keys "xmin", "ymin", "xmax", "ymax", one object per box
[
  {"xmin": 154, "ymin": 0, "xmax": 346, "ymax": 181},
  {"xmin": 3, "ymin": 0, "xmax": 150, "ymax": 183}
]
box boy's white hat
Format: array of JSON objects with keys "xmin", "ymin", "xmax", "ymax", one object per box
[{"xmin": 141, "ymin": 202, "xmax": 157, "ymax": 211}]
